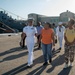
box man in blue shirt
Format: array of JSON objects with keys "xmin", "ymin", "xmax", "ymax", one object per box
[{"xmin": 36, "ymin": 22, "xmax": 43, "ymax": 49}]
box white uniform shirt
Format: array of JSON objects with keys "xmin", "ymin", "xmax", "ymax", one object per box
[
  {"xmin": 23, "ymin": 26, "xmax": 37, "ymax": 43},
  {"xmin": 56, "ymin": 26, "xmax": 65, "ymax": 37}
]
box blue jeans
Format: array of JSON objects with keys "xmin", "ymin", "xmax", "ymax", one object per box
[{"xmin": 42, "ymin": 43, "xmax": 52, "ymax": 62}]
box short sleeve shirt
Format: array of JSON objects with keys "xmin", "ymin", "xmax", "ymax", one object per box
[
  {"xmin": 23, "ymin": 26, "xmax": 37, "ymax": 37},
  {"xmin": 41, "ymin": 28, "xmax": 54, "ymax": 44},
  {"xmin": 65, "ymin": 28, "xmax": 75, "ymax": 43}
]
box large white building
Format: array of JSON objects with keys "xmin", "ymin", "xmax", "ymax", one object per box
[{"xmin": 28, "ymin": 10, "xmax": 75, "ymax": 25}]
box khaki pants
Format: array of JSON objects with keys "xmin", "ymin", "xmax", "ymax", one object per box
[{"xmin": 65, "ymin": 44, "xmax": 75, "ymax": 64}]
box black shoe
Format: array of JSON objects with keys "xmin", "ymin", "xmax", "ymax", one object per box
[
  {"xmin": 52, "ymin": 48, "xmax": 55, "ymax": 53},
  {"xmin": 37, "ymin": 47, "xmax": 41, "ymax": 49},
  {"xmin": 49, "ymin": 58, "xmax": 52, "ymax": 63},
  {"xmin": 43, "ymin": 62, "xmax": 48, "ymax": 66},
  {"xmin": 58, "ymin": 47, "xmax": 61, "ymax": 50},
  {"xmin": 27, "ymin": 65, "xmax": 32, "ymax": 68},
  {"xmin": 22, "ymin": 46, "xmax": 25, "ymax": 48}
]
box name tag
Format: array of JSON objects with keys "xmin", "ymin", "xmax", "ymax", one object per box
[
  {"xmin": 31, "ymin": 28, "xmax": 34, "ymax": 29},
  {"xmin": 25, "ymin": 28, "xmax": 28, "ymax": 29}
]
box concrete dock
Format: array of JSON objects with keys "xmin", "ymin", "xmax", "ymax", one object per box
[{"xmin": 0, "ymin": 34, "xmax": 75, "ymax": 75}]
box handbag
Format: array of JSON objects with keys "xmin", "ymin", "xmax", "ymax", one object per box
[
  {"xmin": 55, "ymin": 38, "xmax": 57, "ymax": 43},
  {"xmin": 55, "ymin": 36, "xmax": 57, "ymax": 43}
]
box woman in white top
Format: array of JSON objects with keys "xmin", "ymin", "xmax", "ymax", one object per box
[{"xmin": 22, "ymin": 18, "xmax": 37, "ymax": 68}]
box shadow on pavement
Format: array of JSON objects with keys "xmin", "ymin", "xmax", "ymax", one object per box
[
  {"xmin": 47, "ymin": 54, "xmax": 64, "ymax": 73},
  {"xmin": 27, "ymin": 65, "xmax": 47, "ymax": 75},
  {"xmin": 2, "ymin": 55, "xmax": 44, "ymax": 75},
  {"xmin": 0, "ymin": 51, "xmax": 28, "ymax": 62},
  {"xmin": 58, "ymin": 66, "xmax": 72, "ymax": 75},
  {"xmin": 52, "ymin": 49, "xmax": 60, "ymax": 57},
  {"xmin": 2, "ymin": 63, "xmax": 27, "ymax": 75},
  {"xmin": 0, "ymin": 46, "xmax": 41, "ymax": 62},
  {"xmin": 0, "ymin": 46, "xmax": 27, "ymax": 56},
  {"xmin": 1, "ymin": 45, "xmax": 64, "ymax": 74}
]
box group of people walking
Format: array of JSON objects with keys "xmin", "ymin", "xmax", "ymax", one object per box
[{"xmin": 21, "ymin": 18, "xmax": 75, "ymax": 69}]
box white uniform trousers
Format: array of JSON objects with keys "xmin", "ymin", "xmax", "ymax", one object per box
[
  {"xmin": 26, "ymin": 37, "xmax": 34, "ymax": 66},
  {"xmin": 58, "ymin": 36, "xmax": 63, "ymax": 48}
]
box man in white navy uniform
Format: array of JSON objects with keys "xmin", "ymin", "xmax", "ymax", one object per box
[
  {"xmin": 22, "ymin": 18, "xmax": 37, "ymax": 68},
  {"xmin": 56, "ymin": 22, "xmax": 65, "ymax": 50}
]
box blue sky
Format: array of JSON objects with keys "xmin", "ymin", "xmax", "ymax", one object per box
[{"xmin": 0, "ymin": 0, "xmax": 75, "ymax": 19}]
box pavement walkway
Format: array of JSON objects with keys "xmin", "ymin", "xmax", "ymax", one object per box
[{"xmin": 0, "ymin": 34, "xmax": 75, "ymax": 75}]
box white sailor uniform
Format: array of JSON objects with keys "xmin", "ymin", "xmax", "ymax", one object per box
[
  {"xmin": 23, "ymin": 25, "xmax": 37, "ymax": 66},
  {"xmin": 56, "ymin": 26, "xmax": 65, "ymax": 48}
]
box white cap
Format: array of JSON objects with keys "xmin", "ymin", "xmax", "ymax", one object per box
[
  {"xmin": 28, "ymin": 17, "xmax": 34, "ymax": 21},
  {"xmin": 58, "ymin": 22, "xmax": 63, "ymax": 25}
]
